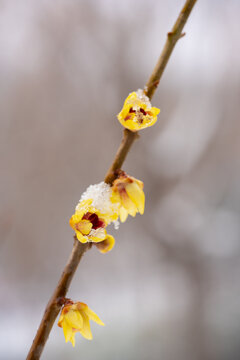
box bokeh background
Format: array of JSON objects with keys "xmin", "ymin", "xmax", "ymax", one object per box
[{"xmin": 1, "ymin": 0, "xmax": 240, "ymax": 359}]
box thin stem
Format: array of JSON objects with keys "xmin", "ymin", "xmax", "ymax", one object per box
[
  {"xmin": 26, "ymin": 239, "xmax": 91, "ymax": 360},
  {"xmin": 26, "ymin": 0, "xmax": 197, "ymax": 358},
  {"xmin": 145, "ymin": 0, "xmax": 197, "ymax": 100},
  {"xmin": 104, "ymin": 129, "xmax": 139, "ymax": 185}
]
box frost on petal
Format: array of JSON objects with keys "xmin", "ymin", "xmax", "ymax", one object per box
[
  {"xmin": 80, "ymin": 182, "xmax": 119, "ymax": 222},
  {"xmin": 70, "ymin": 182, "xmax": 120, "ymax": 244},
  {"xmin": 88, "ymin": 228, "xmax": 107, "ymax": 243},
  {"xmin": 135, "ymin": 89, "xmax": 152, "ymax": 108}
]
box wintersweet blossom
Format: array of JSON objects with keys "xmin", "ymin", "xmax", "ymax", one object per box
[
  {"xmin": 58, "ymin": 301, "xmax": 104, "ymax": 346},
  {"xmin": 117, "ymin": 89, "xmax": 160, "ymax": 131},
  {"xmin": 69, "ymin": 199, "xmax": 109, "ymax": 243},
  {"xmin": 111, "ymin": 171, "xmax": 145, "ymax": 222},
  {"xmin": 70, "ymin": 182, "xmax": 118, "ymax": 247},
  {"xmin": 79, "ymin": 182, "xmax": 119, "ymax": 226}
]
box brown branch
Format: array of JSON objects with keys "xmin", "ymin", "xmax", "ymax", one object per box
[
  {"xmin": 145, "ymin": 0, "xmax": 197, "ymax": 100},
  {"xmin": 104, "ymin": 129, "xmax": 139, "ymax": 185},
  {"xmin": 26, "ymin": 0, "xmax": 197, "ymax": 358},
  {"xmin": 26, "ymin": 239, "xmax": 91, "ymax": 360}
]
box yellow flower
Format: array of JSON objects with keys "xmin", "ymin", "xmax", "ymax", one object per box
[
  {"xmin": 111, "ymin": 171, "xmax": 145, "ymax": 222},
  {"xmin": 117, "ymin": 90, "xmax": 160, "ymax": 131},
  {"xmin": 58, "ymin": 300, "xmax": 105, "ymax": 346},
  {"xmin": 70, "ymin": 199, "xmax": 110, "ymax": 244}
]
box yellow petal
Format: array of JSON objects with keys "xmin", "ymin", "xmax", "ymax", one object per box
[
  {"xmin": 95, "ymin": 234, "xmax": 115, "ymax": 254},
  {"xmin": 118, "ymin": 103, "xmax": 132, "ymax": 121},
  {"xmin": 76, "ymin": 231, "xmax": 88, "ymax": 243},
  {"xmin": 134, "ymin": 178, "xmax": 144, "ymax": 190},
  {"xmin": 125, "ymin": 182, "xmax": 145, "ymax": 215},
  {"xmin": 121, "ymin": 192, "xmax": 137, "ymax": 217},
  {"xmin": 62, "ymin": 319, "xmax": 74, "ymax": 344},
  {"xmin": 88, "ymin": 228, "xmax": 107, "ymax": 243},
  {"xmin": 150, "ymin": 107, "xmax": 160, "ymax": 116},
  {"xmin": 83, "ymin": 306, "xmax": 105, "ymax": 326},
  {"xmin": 138, "ymin": 112, "xmax": 158, "ymax": 130},
  {"xmin": 79, "ymin": 311, "xmax": 93, "ymax": 340},
  {"xmin": 65, "ymin": 309, "xmax": 83, "ymax": 330},
  {"xmin": 76, "ymin": 220, "xmax": 92, "ymax": 235},
  {"xmin": 69, "ymin": 332, "xmax": 76, "ymax": 347},
  {"xmin": 110, "ymin": 190, "xmax": 121, "ymax": 204},
  {"xmin": 69, "ymin": 213, "xmax": 81, "ymax": 230},
  {"xmin": 117, "ymin": 91, "xmax": 160, "ymax": 131},
  {"xmin": 119, "ymin": 206, "xmax": 128, "ymax": 223},
  {"xmin": 122, "ymin": 120, "xmax": 141, "ymax": 132},
  {"xmin": 75, "ymin": 199, "xmax": 93, "ymax": 213},
  {"xmin": 58, "ymin": 313, "xmax": 64, "ymax": 327},
  {"xmin": 125, "ymin": 92, "xmax": 137, "ymax": 104}
]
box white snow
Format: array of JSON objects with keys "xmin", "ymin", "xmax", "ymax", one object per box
[
  {"xmin": 135, "ymin": 88, "xmax": 151, "ymax": 108},
  {"xmin": 78, "ymin": 182, "xmax": 119, "ymax": 226}
]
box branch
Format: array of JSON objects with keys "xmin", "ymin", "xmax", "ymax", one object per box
[
  {"xmin": 26, "ymin": 0, "xmax": 197, "ymax": 358},
  {"xmin": 26, "ymin": 239, "xmax": 91, "ymax": 360},
  {"xmin": 104, "ymin": 129, "xmax": 139, "ymax": 185},
  {"xmin": 145, "ymin": 0, "xmax": 197, "ymax": 100}
]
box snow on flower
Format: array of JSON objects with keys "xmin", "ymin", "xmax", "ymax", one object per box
[{"xmin": 70, "ymin": 183, "xmax": 118, "ymax": 250}]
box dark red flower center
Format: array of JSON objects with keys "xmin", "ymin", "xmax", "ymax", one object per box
[
  {"xmin": 82, "ymin": 212, "xmax": 105, "ymax": 229},
  {"xmin": 129, "ymin": 107, "xmax": 147, "ymax": 116}
]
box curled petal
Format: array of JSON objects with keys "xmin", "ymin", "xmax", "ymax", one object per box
[
  {"xmin": 76, "ymin": 231, "xmax": 88, "ymax": 243},
  {"xmin": 75, "ymin": 220, "xmax": 92, "ymax": 235},
  {"xmin": 95, "ymin": 234, "xmax": 115, "ymax": 254}
]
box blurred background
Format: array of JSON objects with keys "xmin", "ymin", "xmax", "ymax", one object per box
[{"xmin": 1, "ymin": 0, "xmax": 240, "ymax": 359}]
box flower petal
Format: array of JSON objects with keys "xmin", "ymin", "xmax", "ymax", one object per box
[
  {"xmin": 62, "ymin": 319, "xmax": 75, "ymax": 345},
  {"xmin": 117, "ymin": 90, "xmax": 160, "ymax": 131},
  {"xmin": 88, "ymin": 228, "xmax": 107, "ymax": 243},
  {"xmin": 76, "ymin": 231, "xmax": 88, "ymax": 243},
  {"xmin": 79, "ymin": 311, "xmax": 93, "ymax": 340},
  {"xmin": 84, "ymin": 306, "xmax": 105, "ymax": 326},
  {"xmin": 58, "ymin": 313, "xmax": 64, "ymax": 327},
  {"xmin": 69, "ymin": 332, "xmax": 76, "ymax": 347},
  {"xmin": 75, "ymin": 220, "xmax": 92, "ymax": 235},
  {"xmin": 121, "ymin": 192, "xmax": 137, "ymax": 217},
  {"xmin": 125, "ymin": 182, "xmax": 145, "ymax": 215},
  {"xmin": 95, "ymin": 234, "xmax": 115, "ymax": 254},
  {"xmin": 119, "ymin": 206, "xmax": 128, "ymax": 223},
  {"xmin": 65, "ymin": 309, "xmax": 83, "ymax": 330}
]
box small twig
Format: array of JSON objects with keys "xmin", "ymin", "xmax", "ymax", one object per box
[
  {"xmin": 26, "ymin": 0, "xmax": 198, "ymax": 358},
  {"xmin": 145, "ymin": 0, "xmax": 197, "ymax": 100},
  {"xmin": 104, "ymin": 129, "xmax": 139, "ymax": 185}
]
